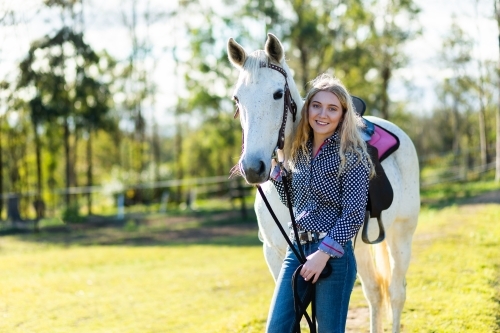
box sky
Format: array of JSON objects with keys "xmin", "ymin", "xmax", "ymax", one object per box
[
  {"xmin": 0, "ymin": 0, "xmax": 498, "ymax": 130},
  {"xmin": 396, "ymin": 0, "xmax": 497, "ymax": 112}
]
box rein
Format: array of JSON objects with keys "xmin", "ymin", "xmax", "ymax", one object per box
[
  {"xmin": 252, "ymin": 62, "xmax": 328, "ymax": 333},
  {"xmin": 257, "ymin": 168, "xmax": 331, "ymax": 333}
]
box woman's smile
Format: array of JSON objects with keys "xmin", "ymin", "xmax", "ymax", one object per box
[{"xmin": 308, "ymin": 91, "xmax": 343, "ymax": 143}]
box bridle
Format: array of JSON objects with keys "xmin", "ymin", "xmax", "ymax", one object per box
[
  {"xmin": 260, "ymin": 62, "xmax": 298, "ymax": 150},
  {"xmin": 234, "ymin": 61, "xmax": 298, "ymax": 151}
]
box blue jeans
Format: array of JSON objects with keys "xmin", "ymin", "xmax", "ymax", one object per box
[{"xmin": 266, "ymin": 240, "xmax": 356, "ymax": 333}]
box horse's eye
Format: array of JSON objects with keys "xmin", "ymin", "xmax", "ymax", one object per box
[{"xmin": 273, "ymin": 90, "xmax": 283, "ymax": 100}]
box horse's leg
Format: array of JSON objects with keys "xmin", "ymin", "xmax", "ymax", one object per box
[
  {"xmin": 355, "ymin": 240, "xmax": 386, "ymax": 333},
  {"xmin": 386, "ymin": 216, "xmax": 418, "ymax": 333}
]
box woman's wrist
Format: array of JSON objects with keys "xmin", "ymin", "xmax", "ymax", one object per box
[{"xmin": 318, "ymin": 248, "xmax": 335, "ymax": 258}]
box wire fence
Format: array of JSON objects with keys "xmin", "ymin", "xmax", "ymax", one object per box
[{"xmin": 0, "ymin": 147, "xmax": 497, "ymax": 224}]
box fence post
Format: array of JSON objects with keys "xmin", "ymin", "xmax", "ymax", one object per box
[
  {"xmin": 159, "ymin": 191, "xmax": 169, "ymax": 213},
  {"xmin": 237, "ymin": 178, "xmax": 247, "ymax": 219},
  {"xmin": 117, "ymin": 193, "xmax": 125, "ymax": 220}
]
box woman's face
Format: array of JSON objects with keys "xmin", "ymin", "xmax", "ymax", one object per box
[{"xmin": 307, "ymin": 90, "xmax": 343, "ymax": 141}]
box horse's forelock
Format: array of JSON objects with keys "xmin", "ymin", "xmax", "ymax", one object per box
[{"xmin": 238, "ymin": 50, "xmax": 270, "ymax": 85}]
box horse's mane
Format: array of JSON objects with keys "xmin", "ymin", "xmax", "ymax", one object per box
[{"xmin": 239, "ymin": 50, "xmax": 270, "ymax": 85}]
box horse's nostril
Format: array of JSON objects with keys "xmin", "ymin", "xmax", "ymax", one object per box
[
  {"xmin": 243, "ymin": 159, "xmax": 268, "ymax": 184},
  {"xmin": 257, "ymin": 161, "xmax": 266, "ymax": 175}
]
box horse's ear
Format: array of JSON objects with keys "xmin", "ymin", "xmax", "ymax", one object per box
[
  {"xmin": 227, "ymin": 38, "xmax": 247, "ymax": 69},
  {"xmin": 265, "ymin": 33, "xmax": 284, "ymax": 64}
]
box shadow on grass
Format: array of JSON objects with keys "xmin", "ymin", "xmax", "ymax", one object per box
[
  {"xmin": 421, "ymin": 183, "xmax": 500, "ymax": 210},
  {"xmin": 0, "ymin": 208, "xmax": 264, "ymax": 247}
]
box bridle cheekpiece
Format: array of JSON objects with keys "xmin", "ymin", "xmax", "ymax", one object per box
[{"xmin": 260, "ymin": 61, "xmax": 298, "ymax": 150}]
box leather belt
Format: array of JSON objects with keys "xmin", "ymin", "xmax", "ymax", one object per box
[{"xmin": 290, "ymin": 230, "xmax": 328, "ymax": 245}]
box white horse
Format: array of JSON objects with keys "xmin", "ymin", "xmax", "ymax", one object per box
[{"xmin": 227, "ymin": 33, "xmax": 420, "ymax": 333}]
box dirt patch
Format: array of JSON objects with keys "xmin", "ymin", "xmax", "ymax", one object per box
[
  {"xmin": 460, "ymin": 189, "xmax": 500, "ymax": 205},
  {"xmin": 346, "ymin": 306, "xmax": 370, "ymax": 332}
]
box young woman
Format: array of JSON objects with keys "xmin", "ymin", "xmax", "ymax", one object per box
[{"xmin": 267, "ymin": 74, "xmax": 375, "ymax": 333}]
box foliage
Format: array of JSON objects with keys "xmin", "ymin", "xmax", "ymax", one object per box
[
  {"xmin": 61, "ymin": 203, "xmax": 85, "ymax": 223},
  {"xmin": 0, "ymin": 0, "xmax": 498, "ymax": 218}
]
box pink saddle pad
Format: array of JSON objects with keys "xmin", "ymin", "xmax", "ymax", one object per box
[{"xmin": 368, "ymin": 124, "xmax": 400, "ymax": 162}]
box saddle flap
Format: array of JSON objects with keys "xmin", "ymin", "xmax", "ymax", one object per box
[{"xmin": 366, "ymin": 144, "xmax": 393, "ymax": 218}]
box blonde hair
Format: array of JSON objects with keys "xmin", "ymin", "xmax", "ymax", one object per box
[{"xmin": 290, "ymin": 74, "xmax": 375, "ymax": 178}]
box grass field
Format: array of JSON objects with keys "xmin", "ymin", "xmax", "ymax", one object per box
[{"xmin": 0, "ymin": 183, "xmax": 499, "ymax": 332}]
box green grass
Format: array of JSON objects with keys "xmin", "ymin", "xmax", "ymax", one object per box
[
  {"xmin": 0, "ymin": 183, "xmax": 499, "ymax": 332},
  {"xmin": 0, "ymin": 236, "xmax": 273, "ymax": 333},
  {"xmin": 421, "ymin": 179, "xmax": 500, "ymax": 208},
  {"xmin": 401, "ymin": 204, "xmax": 500, "ymax": 332}
]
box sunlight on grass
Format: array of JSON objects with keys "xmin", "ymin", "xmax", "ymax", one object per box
[
  {"xmin": 0, "ymin": 188, "xmax": 498, "ymax": 332},
  {"xmin": 0, "ymin": 239, "xmax": 273, "ymax": 333},
  {"xmin": 403, "ymin": 204, "xmax": 500, "ymax": 332}
]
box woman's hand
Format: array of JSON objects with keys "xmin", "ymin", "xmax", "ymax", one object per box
[{"xmin": 300, "ymin": 250, "xmax": 331, "ymax": 283}]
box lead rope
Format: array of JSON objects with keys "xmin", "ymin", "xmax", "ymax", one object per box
[
  {"xmin": 252, "ymin": 62, "xmax": 322, "ymax": 331},
  {"xmin": 257, "ymin": 158, "xmax": 331, "ymax": 333}
]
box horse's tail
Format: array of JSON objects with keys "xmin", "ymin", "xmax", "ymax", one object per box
[{"xmin": 374, "ymin": 240, "xmax": 391, "ymax": 320}]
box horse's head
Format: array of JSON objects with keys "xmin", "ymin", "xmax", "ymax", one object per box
[{"xmin": 227, "ymin": 33, "xmax": 303, "ymax": 184}]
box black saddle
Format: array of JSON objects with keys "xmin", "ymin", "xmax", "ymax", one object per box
[{"xmin": 351, "ymin": 95, "xmax": 394, "ymax": 245}]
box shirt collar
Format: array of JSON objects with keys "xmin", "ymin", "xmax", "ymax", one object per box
[
  {"xmin": 326, "ymin": 129, "xmax": 341, "ymax": 143},
  {"xmin": 307, "ymin": 129, "xmax": 340, "ymax": 151}
]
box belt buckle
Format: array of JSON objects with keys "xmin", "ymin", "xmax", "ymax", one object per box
[{"xmin": 298, "ymin": 231, "xmax": 311, "ymax": 245}]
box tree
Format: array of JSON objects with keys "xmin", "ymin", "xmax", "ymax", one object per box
[
  {"xmin": 495, "ymin": 0, "xmax": 500, "ymax": 181},
  {"xmin": 18, "ymin": 27, "xmax": 111, "ymax": 209},
  {"xmin": 438, "ymin": 21, "xmax": 475, "ymax": 154},
  {"xmin": 74, "ymin": 53, "xmax": 115, "ymax": 214},
  {"xmin": 118, "ymin": 0, "xmax": 167, "ymax": 194},
  {"xmin": 234, "ymin": 0, "xmax": 420, "ymax": 119}
]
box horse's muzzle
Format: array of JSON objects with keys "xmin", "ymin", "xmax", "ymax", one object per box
[{"xmin": 242, "ymin": 159, "xmax": 269, "ymax": 184}]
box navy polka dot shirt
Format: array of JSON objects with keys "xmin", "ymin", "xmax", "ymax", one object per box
[{"xmin": 271, "ymin": 130, "xmax": 370, "ymax": 258}]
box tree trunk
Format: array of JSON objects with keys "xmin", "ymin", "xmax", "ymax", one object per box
[
  {"xmin": 451, "ymin": 97, "xmax": 460, "ymax": 153},
  {"xmin": 64, "ymin": 117, "xmax": 71, "ymax": 205},
  {"xmin": 496, "ymin": 0, "xmax": 500, "ymax": 181},
  {"xmin": 152, "ymin": 121, "xmax": 161, "ymax": 200},
  {"xmin": 0, "ymin": 117, "xmax": 3, "ymax": 220},
  {"xmin": 299, "ymin": 44, "xmax": 308, "ymax": 92},
  {"xmin": 175, "ymin": 116, "xmax": 184, "ymax": 203},
  {"xmin": 478, "ymin": 102, "xmax": 487, "ymax": 171},
  {"xmin": 72, "ymin": 129, "xmax": 79, "ymax": 187},
  {"xmin": 86, "ymin": 129, "xmax": 93, "ymax": 215},
  {"xmin": 33, "ymin": 123, "xmax": 43, "ymax": 232},
  {"xmin": 380, "ymin": 61, "xmax": 391, "ymax": 120}
]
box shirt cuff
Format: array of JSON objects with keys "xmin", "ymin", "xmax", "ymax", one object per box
[
  {"xmin": 270, "ymin": 165, "xmax": 282, "ymax": 181},
  {"xmin": 319, "ymin": 236, "xmax": 345, "ymax": 258}
]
